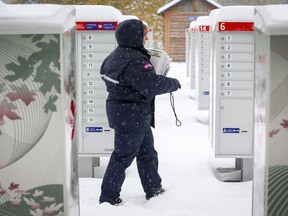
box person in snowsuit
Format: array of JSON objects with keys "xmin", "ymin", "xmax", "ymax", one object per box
[{"xmin": 99, "ymin": 19, "xmax": 181, "ymax": 205}]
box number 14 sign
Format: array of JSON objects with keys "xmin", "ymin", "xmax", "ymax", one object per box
[
  {"xmin": 199, "ymin": 25, "xmax": 210, "ymax": 32},
  {"xmin": 218, "ymin": 22, "xmax": 254, "ymax": 32}
]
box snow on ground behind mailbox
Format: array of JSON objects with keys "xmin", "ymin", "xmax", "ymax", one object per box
[{"xmin": 79, "ymin": 62, "xmax": 252, "ymax": 216}]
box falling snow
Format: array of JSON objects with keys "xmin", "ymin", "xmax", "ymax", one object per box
[{"xmin": 79, "ymin": 62, "xmax": 252, "ymax": 216}]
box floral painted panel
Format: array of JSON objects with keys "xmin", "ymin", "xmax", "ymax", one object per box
[{"xmin": 0, "ymin": 34, "xmax": 61, "ymax": 168}]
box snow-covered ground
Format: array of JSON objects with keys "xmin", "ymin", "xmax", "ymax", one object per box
[{"xmin": 79, "ymin": 62, "xmax": 252, "ymax": 216}]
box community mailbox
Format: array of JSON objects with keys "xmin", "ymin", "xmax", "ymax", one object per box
[
  {"xmin": 145, "ymin": 26, "xmax": 154, "ymax": 49},
  {"xmin": 253, "ymin": 5, "xmax": 288, "ymax": 216},
  {"xmin": 195, "ymin": 16, "xmax": 210, "ymax": 110},
  {"xmin": 187, "ymin": 20, "xmax": 197, "ymax": 90},
  {"xmin": 75, "ymin": 5, "xmax": 122, "ymax": 156},
  {"xmin": 185, "ymin": 27, "xmax": 190, "ymax": 77},
  {"xmin": 212, "ymin": 6, "xmax": 255, "ymax": 157},
  {"xmin": 0, "ymin": 3, "xmax": 79, "ymax": 216},
  {"xmin": 208, "ymin": 8, "xmax": 219, "ymax": 147}
]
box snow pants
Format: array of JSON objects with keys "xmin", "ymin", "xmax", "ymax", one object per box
[{"xmin": 100, "ymin": 127, "xmax": 162, "ymax": 202}]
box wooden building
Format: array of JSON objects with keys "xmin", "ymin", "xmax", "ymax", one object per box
[{"xmin": 158, "ymin": 0, "xmax": 220, "ymax": 61}]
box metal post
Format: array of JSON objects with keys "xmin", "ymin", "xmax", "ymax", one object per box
[{"xmin": 92, "ymin": 157, "xmax": 100, "ymax": 177}]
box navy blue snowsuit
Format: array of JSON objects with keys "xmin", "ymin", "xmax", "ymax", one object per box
[{"xmin": 99, "ymin": 19, "xmax": 181, "ymax": 204}]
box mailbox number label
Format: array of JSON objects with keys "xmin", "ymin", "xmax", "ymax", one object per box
[
  {"xmin": 226, "ymin": 81, "xmax": 231, "ymax": 87},
  {"xmin": 218, "ymin": 22, "xmax": 254, "ymax": 32}
]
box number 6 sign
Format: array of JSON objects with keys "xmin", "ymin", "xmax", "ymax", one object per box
[{"xmin": 218, "ymin": 22, "xmax": 254, "ymax": 32}]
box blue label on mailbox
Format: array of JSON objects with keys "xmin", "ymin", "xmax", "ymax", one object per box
[
  {"xmin": 222, "ymin": 128, "xmax": 240, "ymax": 133},
  {"xmin": 86, "ymin": 23, "xmax": 97, "ymax": 30},
  {"xmin": 102, "ymin": 23, "xmax": 117, "ymax": 30},
  {"xmin": 203, "ymin": 91, "xmax": 209, "ymax": 95},
  {"xmin": 86, "ymin": 127, "xmax": 103, "ymax": 132}
]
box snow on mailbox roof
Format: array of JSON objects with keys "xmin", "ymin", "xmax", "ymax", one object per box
[
  {"xmin": 216, "ymin": 6, "xmax": 255, "ymax": 22},
  {"xmin": 254, "ymin": 5, "xmax": 288, "ymax": 35},
  {"xmin": 158, "ymin": 0, "xmax": 222, "ymax": 14},
  {"xmin": 75, "ymin": 5, "xmax": 122, "ymax": 21},
  {"xmin": 189, "ymin": 20, "xmax": 197, "ymax": 29},
  {"xmin": 197, "ymin": 16, "xmax": 210, "ymax": 26},
  {"xmin": 0, "ymin": 3, "xmax": 75, "ymax": 35},
  {"xmin": 209, "ymin": 8, "xmax": 219, "ymax": 31}
]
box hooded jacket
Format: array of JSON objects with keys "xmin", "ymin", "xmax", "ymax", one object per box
[{"xmin": 100, "ymin": 19, "xmax": 180, "ymax": 131}]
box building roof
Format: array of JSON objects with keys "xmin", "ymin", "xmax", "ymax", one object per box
[
  {"xmin": 158, "ymin": 0, "xmax": 223, "ymax": 14},
  {"xmin": 205, "ymin": 0, "xmax": 223, "ymax": 8}
]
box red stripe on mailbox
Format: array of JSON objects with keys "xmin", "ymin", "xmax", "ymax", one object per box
[
  {"xmin": 199, "ymin": 25, "xmax": 210, "ymax": 32},
  {"xmin": 218, "ymin": 22, "xmax": 254, "ymax": 32},
  {"xmin": 76, "ymin": 22, "xmax": 86, "ymax": 31}
]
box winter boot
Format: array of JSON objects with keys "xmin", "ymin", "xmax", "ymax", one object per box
[
  {"xmin": 146, "ymin": 187, "xmax": 165, "ymax": 200},
  {"xmin": 99, "ymin": 197, "xmax": 123, "ymax": 206}
]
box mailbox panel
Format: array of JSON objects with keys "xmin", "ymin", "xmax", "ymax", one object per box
[
  {"xmin": 76, "ymin": 19, "xmax": 120, "ymax": 156},
  {"xmin": 213, "ymin": 21, "xmax": 254, "ymax": 157},
  {"xmin": 195, "ymin": 22, "xmax": 211, "ymax": 110}
]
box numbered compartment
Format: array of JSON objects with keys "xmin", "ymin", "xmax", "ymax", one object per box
[
  {"xmin": 200, "ymin": 38, "xmax": 210, "ymax": 44},
  {"xmin": 83, "ymin": 88, "xmax": 107, "ymax": 97},
  {"xmin": 82, "ymin": 61, "xmax": 97, "ymax": 70},
  {"xmin": 220, "ymin": 80, "xmax": 254, "ymax": 89},
  {"xmin": 220, "ymin": 53, "xmax": 254, "ymax": 62},
  {"xmin": 84, "ymin": 89, "xmax": 107, "ymax": 98},
  {"xmin": 82, "ymin": 32, "xmax": 115, "ymax": 42},
  {"xmin": 84, "ymin": 116, "xmax": 108, "ymax": 125},
  {"xmin": 83, "ymin": 79, "xmax": 105, "ymax": 90},
  {"xmin": 220, "ymin": 62, "xmax": 254, "ymax": 71},
  {"xmin": 82, "ymin": 70, "xmax": 102, "ymax": 79},
  {"xmin": 200, "ymin": 55, "xmax": 210, "ymax": 61},
  {"xmin": 85, "ymin": 89, "xmax": 95, "ymax": 96},
  {"xmin": 220, "ymin": 89, "xmax": 254, "ymax": 98},
  {"xmin": 200, "ymin": 67, "xmax": 210, "ymax": 73},
  {"xmin": 220, "ymin": 33, "xmax": 254, "ymax": 43},
  {"xmin": 85, "ymin": 107, "xmax": 96, "ymax": 114},
  {"xmin": 221, "ymin": 43, "xmax": 254, "ymax": 52},
  {"xmin": 220, "ymin": 71, "xmax": 254, "ymax": 80},
  {"xmin": 82, "ymin": 33, "xmax": 97, "ymax": 42},
  {"xmin": 82, "ymin": 42, "xmax": 115, "ymax": 52},
  {"xmin": 82, "ymin": 52, "xmax": 109, "ymax": 62},
  {"xmin": 84, "ymin": 107, "xmax": 107, "ymax": 116},
  {"xmin": 82, "ymin": 61, "xmax": 102, "ymax": 71}
]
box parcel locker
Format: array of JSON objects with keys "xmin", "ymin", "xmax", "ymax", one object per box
[
  {"xmin": 253, "ymin": 5, "xmax": 288, "ymax": 216},
  {"xmin": 0, "ymin": 4, "xmax": 79, "ymax": 215}
]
